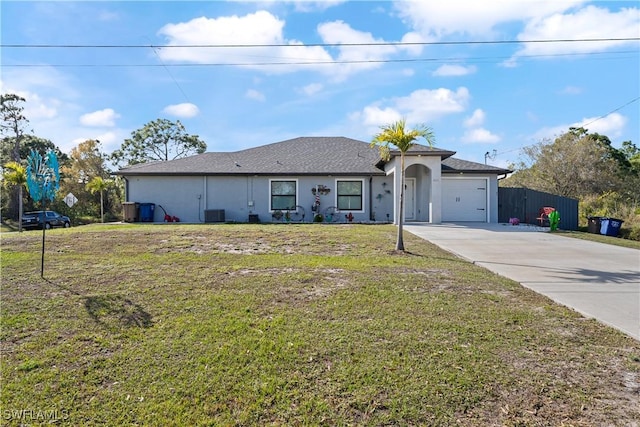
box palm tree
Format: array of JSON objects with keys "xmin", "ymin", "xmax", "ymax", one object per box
[
  {"xmin": 371, "ymin": 118, "xmax": 435, "ymax": 251},
  {"xmin": 2, "ymin": 161, "xmax": 28, "ymax": 232},
  {"xmin": 86, "ymin": 176, "xmax": 108, "ymax": 223}
]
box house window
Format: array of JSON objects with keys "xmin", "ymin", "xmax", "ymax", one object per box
[
  {"xmin": 337, "ymin": 180, "xmax": 363, "ymax": 211},
  {"xmin": 270, "ymin": 180, "xmax": 297, "ymax": 210}
]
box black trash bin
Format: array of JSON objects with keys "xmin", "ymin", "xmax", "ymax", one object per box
[
  {"xmin": 587, "ymin": 216, "xmax": 602, "ymax": 234},
  {"xmin": 600, "ymin": 218, "xmax": 624, "ymax": 237}
]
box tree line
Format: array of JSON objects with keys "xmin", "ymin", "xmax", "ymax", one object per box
[
  {"xmin": 501, "ymin": 127, "xmax": 640, "ymax": 239},
  {"xmin": 3, "ymin": 92, "xmax": 638, "ymax": 239},
  {"xmin": 1, "ymin": 93, "xmax": 206, "ymax": 229}
]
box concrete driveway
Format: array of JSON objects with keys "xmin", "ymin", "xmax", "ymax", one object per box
[{"xmin": 404, "ymin": 223, "xmax": 640, "ymax": 340}]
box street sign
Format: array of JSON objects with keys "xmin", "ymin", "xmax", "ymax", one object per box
[{"xmin": 64, "ymin": 192, "xmax": 78, "ymax": 208}]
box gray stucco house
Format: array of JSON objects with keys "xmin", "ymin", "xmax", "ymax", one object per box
[{"xmin": 115, "ymin": 137, "xmax": 511, "ymax": 224}]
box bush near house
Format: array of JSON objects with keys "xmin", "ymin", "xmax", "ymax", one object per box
[{"xmin": 579, "ymin": 192, "xmax": 640, "ymax": 240}]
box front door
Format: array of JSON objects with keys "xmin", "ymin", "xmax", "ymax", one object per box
[{"xmin": 404, "ymin": 178, "xmax": 416, "ymax": 220}]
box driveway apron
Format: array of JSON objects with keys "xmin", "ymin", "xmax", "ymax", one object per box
[{"xmin": 405, "ymin": 223, "xmax": 640, "ymax": 340}]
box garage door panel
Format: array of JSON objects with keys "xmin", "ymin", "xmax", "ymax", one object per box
[{"xmin": 442, "ymin": 178, "xmax": 487, "ymax": 222}]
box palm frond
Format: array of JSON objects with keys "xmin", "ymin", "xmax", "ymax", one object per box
[{"xmin": 371, "ymin": 118, "xmax": 435, "ymax": 154}]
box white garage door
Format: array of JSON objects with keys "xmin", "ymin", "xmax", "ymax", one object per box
[{"xmin": 442, "ymin": 178, "xmax": 487, "ymax": 222}]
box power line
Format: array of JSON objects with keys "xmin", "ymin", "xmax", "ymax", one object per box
[
  {"xmin": 581, "ymin": 96, "xmax": 640, "ymax": 128},
  {"xmin": 146, "ymin": 39, "xmax": 192, "ymax": 105},
  {"xmin": 494, "ymin": 96, "xmax": 640, "ymax": 159},
  {"xmin": 3, "ymin": 49, "xmax": 637, "ymax": 68},
  {"xmin": 2, "ymin": 37, "xmax": 638, "ymax": 49}
]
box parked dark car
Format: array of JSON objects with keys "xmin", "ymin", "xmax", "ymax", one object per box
[{"xmin": 22, "ymin": 211, "xmax": 71, "ymax": 230}]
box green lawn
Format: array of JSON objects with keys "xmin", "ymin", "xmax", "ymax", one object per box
[
  {"xmin": 1, "ymin": 224, "xmax": 639, "ymax": 426},
  {"xmin": 555, "ymin": 229, "xmax": 640, "ymax": 250}
]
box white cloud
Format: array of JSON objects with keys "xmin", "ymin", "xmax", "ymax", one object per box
[
  {"xmin": 358, "ymin": 106, "xmax": 403, "ymax": 129},
  {"xmin": 24, "ymin": 92, "xmax": 58, "ymax": 121},
  {"xmin": 316, "ymin": 20, "xmax": 401, "ymax": 80},
  {"xmin": 531, "ymin": 112, "xmax": 628, "ymax": 141},
  {"xmin": 158, "ymin": 12, "xmax": 285, "ymax": 61},
  {"xmin": 157, "ymin": 12, "xmax": 406, "ymax": 80},
  {"xmin": 98, "ymin": 10, "xmax": 119, "ymax": 22},
  {"xmin": 432, "ymin": 64, "xmax": 477, "ymax": 77},
  {"xmin": 80, "ymin": 108, "xmax": 120, "ymax": 127},
  {"xmin": 394, "ymin": 0, "xmax": 585, "ymax": 37},
  {"xmin": 1, "ymin": 67, "xmax": 77, "ymax": 96},
  {"xmin": 1, "ymin": 68, "xmax": 128, "ymax": 156},
  {"xmin": 461, "ymin": 128, "xmax": 501, "ymax": 144},
  {"xmin": 398, "ymin": 31, "xmax": 430, "ymax": 56},
  {"xmin": 162, "ymin": 103, "xmax": 200, "ymax": 118},
  {"xmin": 560, "ymin": 86, "xmax": 583, "ymax": 95},
  {"xmin": 396, "ymin": 87, "xmax": 470, "ymax": 122},
  {"xmin": 0, "ymin": 83, "xmax": 59, "ymax": 121},
  {"xmin": 71, "ymin": 129, "xmax": 129, "ymax": 157},
  {"xmin": 461, "ymin": 109, "xmax": 500, "ymax": 144},
  {"xmin": 245, "ymin": 89, "xmax": 266, "ymax": 102},
  {"xmin": 287, "ymin": 0, "xmax": 346, "ymax": 12},
  {"xmin": 393, "ymin": 1, "xmax": 638, "ymax": 65},
  {"xmin": 160, "ymin": 11, "xmax": 284, "ymax": 46},
  {"xmin": 72, "ymin": 131, "xmax": 116, "ymax": 149},
  {"xmin": 352, "ymin": 87, "xmax": 470, "ymax": 132},
  {"xmin": 577, "ymin": 113, "xmax": 627, "ymax": 137},
  {"xmin": 464, "ymin": 109, "xmax": 485, "ymax": 127},
  {"xmin": 255, "ymin": 0, "xmax": 346, "ymax": 12},
  {"xmin": 228, "ymin": 0, "xmax": 348, "ymax": 12},
  {"xmin": 157, "ymin": 11, "xmax": 333, "ymax": 74},
  {"xmin": 526, "ymin": 111, "xmax": 539, "ymax": 123},
  {"xmin": 300, "ymin": 83, "xmax": 323, "ymax": 96},
  {"xmin": 510, "ymin": 5, "xmax": 640, "ymax": 61}
]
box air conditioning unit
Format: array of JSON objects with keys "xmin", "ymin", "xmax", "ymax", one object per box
[{"xmin": 204, "ymin": 209, "xmax": 225, "ymax": 223}]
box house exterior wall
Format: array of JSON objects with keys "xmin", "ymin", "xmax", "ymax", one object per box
[
  {"xmin": 125, "ymin": 176, "xmax": 204, "ymax": 223},
  {"xmin": 125, "ymin": 174, "xmax": 396, "ymax": 223},
  {"xmin": 123, "ymin": 169, "xmax": 500, "ymax": 224},
  {"xmin": 489, "ymin": 174, "xmax": 500, "ymax": 223},
  {"xmin": 370, "ymin": 175, "xmax": 395, "ymax": 222},
  {"xmin": 204, "ymin": 176, "xmax": 255, "ymax": 222}
]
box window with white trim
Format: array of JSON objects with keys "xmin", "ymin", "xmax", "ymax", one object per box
[
  {"xmin": 337, "ymin": 180, "xmax": 363, "ymax": 211},
  {"xmin": 270, "ymin": 180, "xmax": 297, "ymax": 210}
]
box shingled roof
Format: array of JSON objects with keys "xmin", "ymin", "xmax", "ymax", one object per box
[
  {"xmin": 442, "ymin": 157, "xmax": 511, "ymax": 174},
  {"xmin": 115, "ymin": 137, "xmax": 510, "ymax": 176},
  {"xmin": 391, "ymin": 143, "xmax": 456, "ymax": 156},
  {"xmin": 116, "ymin": 137, "xmax": 381, "ymax": 176}
]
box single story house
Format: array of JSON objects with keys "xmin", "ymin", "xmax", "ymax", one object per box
[{"xmin": 114, "ymin": 137, "xmax": 511, "ymax": 224}]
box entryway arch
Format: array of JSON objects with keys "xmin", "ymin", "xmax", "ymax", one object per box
[
  {"xmin": 405, "ymin": 163, "xmax": 433, "ymax": 222},
  {"xmin": 381, "ymin": 152, "xmax": 443, "ymax": 224}
]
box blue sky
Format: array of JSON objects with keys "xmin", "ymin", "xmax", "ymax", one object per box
[{"xmin": 1, "ymin": 0, "xmax": 639, "ymax": 169}]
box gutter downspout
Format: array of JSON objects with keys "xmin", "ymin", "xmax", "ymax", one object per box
[
  {"xmin": 369, "ymin": 176, "xmax": 374, "ymax": 222},
  {"xmin": 203, "ymin": 176, "xmax": 207, "ymax": 223},
  {"xmin": 123, "ymin": 177, "xmax": 129, "ymax": 201}
]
